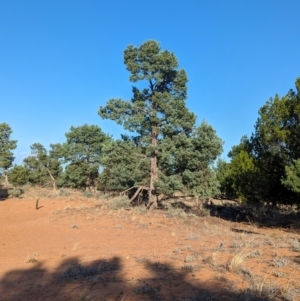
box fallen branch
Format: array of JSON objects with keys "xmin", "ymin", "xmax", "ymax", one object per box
[
  {"xmin": 120, "ymin": 186, "xmax": 139, "ymax": 196},
  {"xmin": 129, "ymin": 186, "xmax": 149, "ymax": 202}
]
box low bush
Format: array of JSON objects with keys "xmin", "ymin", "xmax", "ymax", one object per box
[
  {"xmin": 59, "ymin": 188, "xmax": 70, "ymax": 197},
  {"xmin": 82, "ymin": 191, "xmax": 94, "ymax": 198},
  {"xmin": 8, "ymin": 188, "xmax": 22, "ymax": 198},
  {"xmin": 107, "ymin": 196, "xmax": 131, "ymax": 210}
]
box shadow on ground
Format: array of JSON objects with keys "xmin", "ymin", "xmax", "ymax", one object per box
[
  {"xmin": 0, "ymin": 256, "xmax": 287, "ymax": 301},
  {"xmin": 166, "ymin": 198, "xmax": 300, "ymax": 232}
]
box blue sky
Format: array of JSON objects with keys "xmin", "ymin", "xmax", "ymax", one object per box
[{"xmin": 1, "ymin": 0, "xmax": 299, "ymax": 164}]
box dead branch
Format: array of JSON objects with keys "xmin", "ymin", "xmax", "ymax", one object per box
[
  {"xmin": 120, "ymin": 186, "xmax": 139, "ymax": 196},
  {"xmin": 129, "ymin": 186, "xmax": 149, "ymax": 202}
]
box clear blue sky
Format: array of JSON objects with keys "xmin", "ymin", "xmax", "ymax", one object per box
[{"xmin": 1, "ymin": 0, "xmax": 299, "ymax": 164}]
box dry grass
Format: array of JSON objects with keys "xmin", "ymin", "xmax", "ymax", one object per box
[
  {"xmin": 4, "ymin": 188, "xmax": 300, "ymax": 301},
  {"xmin": 106, "ymin": 196, "xmax": 131, "ymax": 210},
  {"xmin": 227, "ymin": 243, "xmax": 254, "ymax": 273},
  {"xmin": 73, "ymin": 290, "xmax": 93, "ymax": 301},
  {"xmin": 25, "ymin": 253, "xmax": 38, "ymax": 263}
]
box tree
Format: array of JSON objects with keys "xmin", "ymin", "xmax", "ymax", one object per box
[
  {"xmin": 53, "ymin": 124, "xmax": 110, "ymax": 190},
  {"xmin": 215, "ymin": 159, "xmax": 236, "ymax": 199},
  {"xmin": 99, "ymin": 41, "xmax": 222, "ymax": 207},
  {"xmin": 227, "ymin": 77, "xmax": 300, "ymax": 205},
  {"xmin": 23, "ymin": 143, "xmax": 61, "ymax": 190},
  {"xmin": 0, "ymin": 123, "xmax": 17, "ymax": 186},
  {"xmin": 98, "ymin": 135, "xmax": 149, "ymax": 193},
  {"xmin": 249, "ymin": 79, "xmax": 300, "ymax": 205},
  {"xmin": 282, "ymin": 159, "xmax": 300, "ymax": 194},
  {"xmin": 230, "ymin": 150, "xmax": 262, "ymax": 202},
  {"xmin": 156, "ymin": 121, "xmax": 222, "ymax": 198},
  {"xmin": 8, "ymin": 165, "xmax": 29, "ymax": 186}
]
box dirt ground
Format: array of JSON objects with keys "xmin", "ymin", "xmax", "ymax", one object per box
[{"xmin": 1, "ymin": 195, "xmax": 300, "ymax": 301}]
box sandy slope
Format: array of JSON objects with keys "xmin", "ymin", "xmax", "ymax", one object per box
[{"xmin": 1, "ymin": 198, "xmax": 299, "ymax": 301}]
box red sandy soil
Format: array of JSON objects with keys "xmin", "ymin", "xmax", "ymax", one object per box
[{"xmin": 1, "ymin": 197, "xmax": 300, "ymax": 301}]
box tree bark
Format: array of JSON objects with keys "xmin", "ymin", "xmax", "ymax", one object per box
[
  {"xmin": 46, "ymin": 168, "xmax": 57, "ymax": 190},
  {"xmin": 4, "ymin": 171, "xmax": 9, "ymax": 187},
  {"xmin": 149, "ymin": 131, "xmax": 158, "ymax": 208},
  {"xmin": 129, "ymin": 186, "xmax": 143, "ymax": 202},
  {"xmin": 86, "ymin": 176, "xmax": 91, "ymax": 191},
  {"xmin": 149, "ymin": 81, "xmax": 158, "ymax": 209}
]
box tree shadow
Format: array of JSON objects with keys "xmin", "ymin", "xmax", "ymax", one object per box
[
  {"xmin": 0, "ymin": 256, "xmax": 286, "ymax": 301},
  {"xmin": 141, "ymin": 260, "xmax": 282, "ymax": 301},
  {"xmin": 0, "ymin": 256, "xmax": 122, "ymax": 301},
  {"xmin": 201, "ymin": 203, "xmax": 300, "ymax": 232},
  {"xmin": 0, "ymin": 185, "xmax": 8, "ymax": 200}
]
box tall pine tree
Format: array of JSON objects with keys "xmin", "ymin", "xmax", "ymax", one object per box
[{"xmin": 99, "ymin": 41, "xmax": 222, "ymax": 207}]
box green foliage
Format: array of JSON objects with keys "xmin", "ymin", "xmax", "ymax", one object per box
[
  {"xmin": 216, "ymin": 139, "xmax": 263, "ymax": 202},
  {"xmin": 0, "ymin": 123, "xmax": 17, "ymax": 185},
  {"xmin": 226, "ymin": 77, "xmax": 300, "ymax": 205},
  {"xmin": 55, "ymin": 124, "xmax": 111, "ymax": 190},
  {"xmin": 157, "ymin": 121, "xmax": 222, "ymax": 198},
  {"xmin": 8, "ymin": 188, "xmax": 22, "ymax": 198},
  {"xmin": 230, "ymin": 150, "xmax": 262, "ymax": 202},
  {"xmin": 250, "ymin": 78, "xmax": 300, "ymax": 204},
  {"xmin": 228, "ymin": 135, "xmax": 251, "ymax": 159},
  {"xmin": 62, "ymin": 163, "xmax": 97, "ymax": 189},
  {"xmin": 282, "ymin": 159, "xmax": 300, "ymax": 193},
  {"xmin": 215, "ymin": 159, "xmax": 236, "ymax": 199},
  {"xmin": 99, "ymin": 41, "xmax": 222, "ymax": 203},
  {"xmin": 23, "ymin": 143, "xmax": 61, "ymax": 189},
  {"xmin": 98, "ymin": 137, "xmax": 149, "ymax": 191},
  {"xmin": 8, "ymin": 165, "xmax": 29, "ymax": 186}
]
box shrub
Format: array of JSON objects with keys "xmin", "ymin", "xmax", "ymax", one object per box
[
  {"xmin": 166, "ymin": 203, "xmax": 197, "ymax": 219},
  {"xmin": 8, "ymin": 188, "xmax": 22, "ymax": 198},
  {"xmin": 107, "ymin": 196, "xmax": 131, "ymax": 210},
  {"xmin": 59, "ymin": 188, "xmax": 70, "ymax": 197},
  {"xmin": 82, "ymin": 191, "xmax": 93, "ymax": 198}
]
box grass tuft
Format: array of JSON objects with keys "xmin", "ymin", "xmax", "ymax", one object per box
[
  {"xmin": 272, "ymin": 257, "xmax": 289, "ymax": 268},
  {"xmin": 227, "ymin": 244, "xmax": 252, "ymax": 274}
]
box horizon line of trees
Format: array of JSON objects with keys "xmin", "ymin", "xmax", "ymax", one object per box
[{"xmin": 1, "ymin": 40, "xmax": 299, "ymax": 207}]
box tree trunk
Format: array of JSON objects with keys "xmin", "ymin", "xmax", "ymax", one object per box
[
  {"xmin": 86, "ymin": 175, "xmax": 91, "ymax": 191},
  {"xmin": 46, "ymin": 168, "xmax": 57, "ymax": 190},
  {"xmin": 4, "ymin": 171, "xmax": 9, "ymax": 187},
  {"xmin": 148, "ymin": 85, "xmax": 159, "ymax": 209},
  {"xmin": 149, "ymin": 131, "xmax": 158, "ymax": 208}
]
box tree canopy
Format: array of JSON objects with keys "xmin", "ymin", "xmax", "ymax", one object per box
[
  {"xmin": 99, "ymin": 40, "xmax": 222, "ymax": 207},
  {"xmin": 2, "ymin": 42, "xmax": 299, "ymax": 209},
  {"xmin": 217, "ymin": 77, "xmax": 300, "ymax": 205},
  {"xmin": 23, "ymin": 143, "xmax": 61, "ymax": 190},
  {"xmin": 0, "ymin": 123, "xmax": 17, "ymax": 186},
  {"xmin": 52, "ymin": 124, "xmax": 111, "ymax": 190},
  {"xmin": 8, "ymin": 165, "xmax": 29, "ymax": 186}
]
